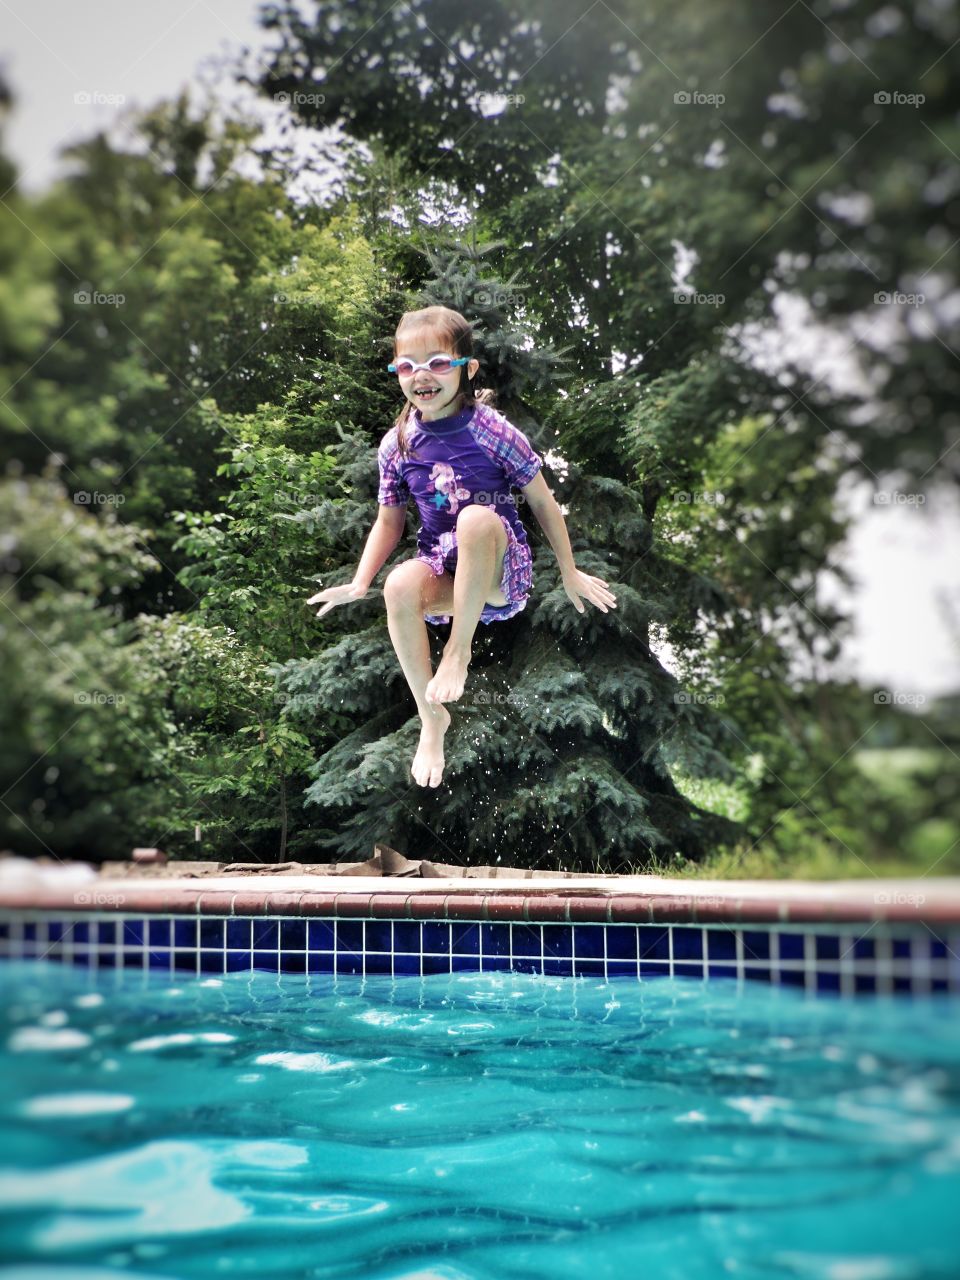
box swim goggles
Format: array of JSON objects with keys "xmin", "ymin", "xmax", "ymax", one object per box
[{"xmin": 387, "ymin": 355, "xmax": 470, "ymax": 378}]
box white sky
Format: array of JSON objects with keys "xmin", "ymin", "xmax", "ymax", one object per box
[
  {"xmin": 3, "ymin": 0, "xmax": 957, "ymax": 699},
  {"xmin": 2, "ymin": 2, "xmax": 256, "ymax": 187}
]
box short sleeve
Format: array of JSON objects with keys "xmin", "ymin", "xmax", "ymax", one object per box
[
  {"xmin": 377, "ymin": 429, "xmax": 410, "ymax": 506},
  {"xmin": 477, "ymin": 408, "xmax": 543, "ymax": 489}
]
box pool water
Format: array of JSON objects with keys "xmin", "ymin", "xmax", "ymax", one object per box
[{"xmin": 0, "ymin": 961, "xmax": 959, "ymax": 1280}]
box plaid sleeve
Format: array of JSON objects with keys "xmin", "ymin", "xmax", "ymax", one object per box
[
  {"xmin": 474, "ymin": 407, "xmax": 543, "ymax": 488},
  {"xmin": 377, "ymin": 429, "xmax": 409, "ymax": 506}
]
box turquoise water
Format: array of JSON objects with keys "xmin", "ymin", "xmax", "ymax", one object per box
[{"xmin": 0, "ymin": 961, "xmax": 959, "ymax": 1280}]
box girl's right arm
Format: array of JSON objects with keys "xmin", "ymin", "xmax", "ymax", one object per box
[
  {"xmin": 352, "ymin": 504, "xmax": 408, "ymax": 591},
  {"xmin": 306, "ymin": 505, "xmax": 408, "ymax": 617}
]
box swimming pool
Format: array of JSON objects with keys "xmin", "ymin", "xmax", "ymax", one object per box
[{"xmin": 1, "ymin": 959, "xmax": 958, "ymax": 1279}]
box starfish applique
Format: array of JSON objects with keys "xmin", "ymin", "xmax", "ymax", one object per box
[{"xmin": 431, "ymin": 491, "xmax": 448, "ymax": 509}]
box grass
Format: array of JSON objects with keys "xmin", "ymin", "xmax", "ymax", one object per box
[
  {"xmin": 657, "ymin": 748, "xmax": 960, "ymax": 881},
  {"xmin": 639, "ymin": 843, "xmax": 935, "ymax": 882}
]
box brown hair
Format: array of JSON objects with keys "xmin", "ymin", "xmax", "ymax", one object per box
[{"xmin": 391, "ymin": 305, "xmax": 497, "ymax": 459}]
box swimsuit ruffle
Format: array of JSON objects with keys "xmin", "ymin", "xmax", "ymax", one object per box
[{"xmin": 418, "ymin": 512, "xmax": 533, "ymax": 626}]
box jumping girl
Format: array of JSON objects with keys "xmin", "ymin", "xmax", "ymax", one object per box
[{"xmin": 306, "ymin": 305, "xmax": 617, "ymax": 789}]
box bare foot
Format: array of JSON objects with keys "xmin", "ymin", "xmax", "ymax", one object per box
[
  {"xmin": 411, "ymin": 704, "xmax": 452, "ymax": 788},
  {"xmin": 425, "ymin": 647, "xmax": 471, "ymax": 704}
]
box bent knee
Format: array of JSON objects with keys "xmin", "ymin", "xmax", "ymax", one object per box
[
  {"xmin": 456, "ymin": 503, "xmax": 500, "ymax": 535},
  {"xmin": 384, "ymin": 560, "xmax": 434, "ymax": 607}
]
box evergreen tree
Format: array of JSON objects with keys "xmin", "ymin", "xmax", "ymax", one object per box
[{"xmin": 274, "ymin": 238, "xmax": 740, "ymax": 869}]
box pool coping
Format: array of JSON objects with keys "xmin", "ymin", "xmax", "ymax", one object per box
[
  {"xmin": 1, "ymin": 873, "xmax": 956, "ymax": 925},
  {"xmin": 4, "ymin": 874, "xmax": 958, "ymax": 996}
]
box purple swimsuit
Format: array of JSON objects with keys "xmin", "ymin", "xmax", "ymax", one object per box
[{"xmin": 377, "ymin": 401, "xmax": 543, "ymax": 624}]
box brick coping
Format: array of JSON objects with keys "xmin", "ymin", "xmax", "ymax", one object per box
[{"xmin": 0, "ymin": 874, "xmax": 957, "ymax": 925}]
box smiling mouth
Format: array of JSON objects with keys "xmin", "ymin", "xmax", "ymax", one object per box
[{"xmin": 414, "ymin": 387, "xmax": 441, "ymax": 399}]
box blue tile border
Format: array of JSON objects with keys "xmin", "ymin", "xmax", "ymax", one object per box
[{"xmin": 0, "ymin": 912, "xmax": 957, "ymax": 996}]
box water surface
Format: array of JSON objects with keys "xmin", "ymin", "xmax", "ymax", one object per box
[{"xmin": 1, "ymin": 960, "xmax": 958, "ymax": 1279}]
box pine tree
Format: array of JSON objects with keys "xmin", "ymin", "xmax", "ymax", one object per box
[{"xmin": 273, "ymin": 238, "xmax": 740, "ymax": 870}]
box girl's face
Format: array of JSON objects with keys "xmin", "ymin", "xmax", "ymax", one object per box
[{"xmin": 394, "ymin": 329, "xmax": 480, "ymax": 422}]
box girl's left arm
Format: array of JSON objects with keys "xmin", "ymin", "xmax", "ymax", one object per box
[{"xmin": 519, "ymin": 472, "xmax": 617, "ymax": 615}]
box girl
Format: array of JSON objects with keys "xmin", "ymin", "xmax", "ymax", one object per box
[{"xmin": 306, "ymin": 305, "xmax": 617, "ymax": 789}]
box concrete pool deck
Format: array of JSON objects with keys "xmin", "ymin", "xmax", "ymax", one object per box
[{"xmin": 1, "ymin": 854, "xmax": 958, "ymax": 925}]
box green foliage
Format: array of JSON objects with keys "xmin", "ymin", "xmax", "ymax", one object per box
[
  {"xmin": 123, "ymin": 614, "xmax": 319, "ymax": 859},
  {"xmin": 0, "ymin": 471, "xmax": 165, "ymax": 856},
  {"xmin": 171, "ymin": 421, "xmax": 341, "ymax": 659}
]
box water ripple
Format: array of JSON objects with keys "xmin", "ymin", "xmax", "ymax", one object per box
[{"xmin": 0, "ymin": 963, "xmax": 957, "ymax": 1280}]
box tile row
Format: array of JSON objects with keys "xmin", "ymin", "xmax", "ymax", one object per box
[{"xmin": 2, "ymin": 913, "xmax": 958, "ymax": 996}]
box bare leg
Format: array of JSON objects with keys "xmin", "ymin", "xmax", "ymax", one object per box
[
  {"xmin": 384, "ymin": 562, "xmax": 452, "ymax": 788},
  {"xmin": 426, "ymin": 509, "xmax": 506, "ymax": 705}
]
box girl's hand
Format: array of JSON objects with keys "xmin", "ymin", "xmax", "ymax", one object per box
[
  {"xmin": 306, "ymin": 582, "xmax": 369, "ymax": 618},
  {"xmin": 561, "ymin": 567, "xmax": 618, "ymax": 615}
]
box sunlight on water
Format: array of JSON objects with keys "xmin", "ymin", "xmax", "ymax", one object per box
[{"xmin": 19, "ymin": 1094, "xmax": 136, "ymax": 1119}]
